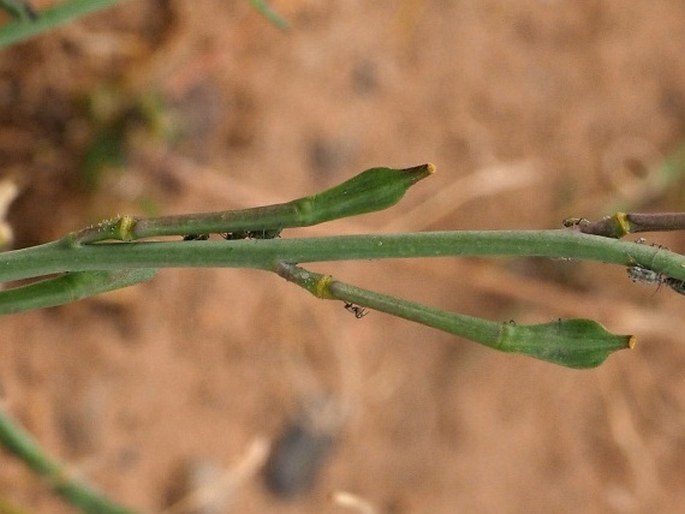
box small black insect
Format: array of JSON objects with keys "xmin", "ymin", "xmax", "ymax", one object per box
[
  {"xmin": 221, "ymin": 228, "xmax": 282, "ymax": 240},
  {"xmin": 666, "ymin": 277, "xmax": 685, "ymax": 296},
  {"xmin": 182, "ymin": 233, "xmax": 210, "ymax": 241},
  {"xmin": 344, "ymin": 302, "xmax": 368, "ymax": 319}
]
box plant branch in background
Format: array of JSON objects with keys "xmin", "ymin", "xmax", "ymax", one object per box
[
  {"xmin": 0, "ymin": 0, "xmax": 286, "ymax": 48},
  {"xmin": 0, "ymin": 0, "xmax": 38, "ymax": 22},
  {"xmin": 248, "ymin": 0, "xmax": 289, "ymax": 30},
  {"xmin": 0, "ymin": 0, "xmax": 123, "ymax": 47},
  {"xmin": 0, "ymin": 409, "xmax": 137, "ymax": 514}
]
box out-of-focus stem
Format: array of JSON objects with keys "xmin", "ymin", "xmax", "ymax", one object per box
[
  {"xmin": 0, "ymin": 409, "xmax": 137, "ymax": 514},
  {"xmin": 0, "ymin": 0, "xmax": 124, "ymax": 47}
]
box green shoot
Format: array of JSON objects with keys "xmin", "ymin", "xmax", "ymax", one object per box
[
  {"xmin": 0, "ymin": 269, "xmax": 157, "ymax": 314},
  {"xmin": 249, "ymin": 0, "xmax": 289, "ymax": 30},
  {"xmin": 275, "ymin": 263, "xmax": 634, "ymax": 369},
  {"xmin": 0, "ymin": 0, "xmax": 124, "ymax": 48},
  {"xmin": 0, "ymin": 0, "xmax": 38, "ymax": 21},
  {"xmin": 0, "ymin": 408, "xmax": 137, "ymax": 514}
]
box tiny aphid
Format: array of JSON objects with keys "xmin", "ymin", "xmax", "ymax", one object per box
[
  {"xmin": 627, "ymin": 264, "xmax": 666, "ymax": 286},
  {"xmin": 221, "ymin": 228, "xmax": 282, "ymax": 240},
  {"xmin": 666, "ymin": 277, "xmax": 685, "ymax": 296},
  {"xmin": 344, "ymin": 302, "xmax": 368, "ymax": 319},
  {"xmin": 627, "ymin": 264, "xmax": 685, "ymax": 297}
]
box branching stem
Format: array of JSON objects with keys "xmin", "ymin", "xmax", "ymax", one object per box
[
  {"xmin": 2, "ymin": 230, "xmax": 684, "ymax": 286},
  {"xmin": 568, "ymin": 211, "xmax": 685, "ymax": 238}
]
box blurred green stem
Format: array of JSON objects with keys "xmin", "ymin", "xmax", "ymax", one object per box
[
  {"xmin": 0, "ymin": 409, "xmax": 137, "ymax": 514},
  {"xmin": 0, "ymin": 0, "xmax": 124, "ymax": 47},
  {"xmin": 248, "ymin": 0, "xmax": 289, "ymax": 30}
]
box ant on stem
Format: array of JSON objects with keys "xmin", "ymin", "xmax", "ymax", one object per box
[{"xmin": 344, "ymin": 302, "xmax": 368, "ymax": 319}]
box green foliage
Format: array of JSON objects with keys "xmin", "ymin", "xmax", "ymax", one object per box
[
  {"xmin": 0, "ymin": 410, "xmax": 137, "ymax": 514},
  {"xmin": 0, "ymin": 0, "xmax": 122, "ymax": 47},
  {"xmin": 81, "ymin": 86, "xmax": 176, "ymax": 191},
  {"xmin": 0, "ymin": 0, "xmax": 286, "ymax": 49}
]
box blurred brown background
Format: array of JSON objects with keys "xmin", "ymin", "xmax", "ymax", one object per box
[{"xmin": 2, "ymin": 1, "xmax": 685, "ymax": 512}]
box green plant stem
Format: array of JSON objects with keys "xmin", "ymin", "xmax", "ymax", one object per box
[
  {"xmin": 275, "ymin": 263, "xmax": 634, "ymax": 368},
  {"xmin": 0, "ymin": 0, "xmax": 124, "ymax": 48},
  {"xmin": 0, "ymin": 409, "xmax": 137, "ymax": 514},
  {"xmin": 0, "ymin": 269, "xmax": 157, "ymax": 314},
  {"xmin": 2, "ymin": 229, "xmax": 684, "ymax": 287},
  {"xmin": 0, "ymin": 0, "xmax": 38, "ymax": 22},
  {"xmin": 69, "ymin": 164, "xmax": 434, "ymax": 243}
]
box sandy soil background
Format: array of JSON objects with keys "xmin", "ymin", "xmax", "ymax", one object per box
[{"xmin": 2, "ymin": 1, "xmax": 685, "ymax": 512}]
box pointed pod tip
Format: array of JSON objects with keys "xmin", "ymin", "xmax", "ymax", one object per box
[
  {"xmin": 628, "ymin": 335, "xmax": 637, "ymax": 349},
  {"xmin": 400, "ymin": 163, "xmax": 436, "ymax": 180}
]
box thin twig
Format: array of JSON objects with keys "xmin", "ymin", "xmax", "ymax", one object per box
[
  {"xmin": 0, "ymin": 408, "xmax": 137, "ymax": 514},
  {"xmin": 566, "ymin": 212, "xmax": 685, "ymax": 238},
  {"xmin": 0, "ymin": 0, "xmax": 125, "ymax": 48}
]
